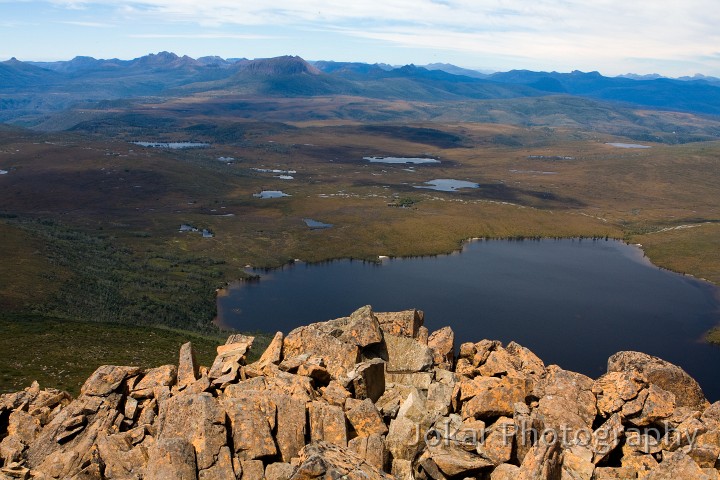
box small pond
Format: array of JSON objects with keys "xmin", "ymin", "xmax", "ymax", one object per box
[
  {"xmin": 217, "ymin": 239, "xmax": 720, "ymax": 400},
  {"xmin": 415, "ymin": 179, "xmax": 480, "ymax": 192},
  {"xmin": 303, "ymin": 219, "xmax": 333, "ymax": 229},
  {"xmin": 132, "ymin": 142, "xmax": 210, "ymax": 149},
  {"xmin": 0, "ymin": 170, "xmax": 8, "ymax": 175},
  {"xmin": 253, "ymin": 191, "xmax": 290, "ymax": 199},
  {"xmin": 606, "ymin": 143, "xmax": 652, "ymax": 149},
  {"xmin": 364, "ymin": 156, "xmax": 441, "ymax": 165},
  {"xmin": 252, "ymin": 168, "xmax": 297, "ymax": 174}
]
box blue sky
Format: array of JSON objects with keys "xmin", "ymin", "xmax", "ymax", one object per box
[{"xmin": 2, "ymin": 0, "xmax": 720, "ymax": 77}]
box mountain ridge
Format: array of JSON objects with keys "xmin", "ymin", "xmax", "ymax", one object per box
[{"xmin": 3, "ymin": 52, "xmax": 720, "ymax": 124}]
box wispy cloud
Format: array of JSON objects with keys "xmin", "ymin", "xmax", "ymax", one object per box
[
  {"xmin": 9, "ymin": 0, "xmax": 720, "ymax": 75},
  {"xmin": 128, "ymin": 33, "xmax": 278, "ymax": 40},
  {"xmin": 59, "ymin": 20, "xmax": 114, "ymax": 27}
]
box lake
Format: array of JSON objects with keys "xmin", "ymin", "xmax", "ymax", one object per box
[{"xmin": 216, "ymin": 239, "xmax": 720, "ymax": 400}]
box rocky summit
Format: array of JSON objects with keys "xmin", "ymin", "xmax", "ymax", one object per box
[{"xmin": 1, "ymin": 306, "xmax": 719, "ymax": 480}]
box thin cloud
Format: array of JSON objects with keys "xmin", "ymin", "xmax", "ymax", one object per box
[
  {"xmin": 12, "ymin": 0, "xmax": 720, "ymax": 75},
  {"xmin": 129, "ymin": 33, "xmax": 278, "ymax": 40},
  {"xmin": 59, "ymin": 20, "xmax": 114, "ymax": 27}
]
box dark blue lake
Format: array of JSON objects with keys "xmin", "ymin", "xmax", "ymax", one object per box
[{"xmin": 217, "ymin": 239, "xmax": 720, "ymax": 400}]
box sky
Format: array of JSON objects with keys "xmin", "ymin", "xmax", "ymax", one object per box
[{"xmin": 2, "ymin": 0, "xmax": 720, "ymax": 78}]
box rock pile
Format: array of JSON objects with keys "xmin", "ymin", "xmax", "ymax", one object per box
[{"xmin": 1, "ymin": 305, "xmax": 719, "ymax": 479}]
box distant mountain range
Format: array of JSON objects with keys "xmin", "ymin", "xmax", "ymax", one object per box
[{"xmin": 3, "ymin": 52, "xmax": 720, "ymax": 126}]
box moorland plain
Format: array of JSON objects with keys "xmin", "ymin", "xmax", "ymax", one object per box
[{"xmin": 1, "ymin": 88, "xmax": 719, "ymax": 392}]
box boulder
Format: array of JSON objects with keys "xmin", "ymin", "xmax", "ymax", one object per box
[
  {"xmin": 349, "ymin": 358, "xmax": 385, "ymax": 402},
  {"xmin": 375, "ymin": 309, "xmax": 424, "ymax": 338},
  {"xmin": 257, "ymin": 331, "xmax": 284, "ymax": 367},
  {"xmin": 241, "ymin": 459, "xmax": 266, "ymax": 479},
  {"xmin": 177, "ymin": 342, "xmax": 199, "ymax": 389},
  {"xmin": 644, "ymin": 450, "xmax": 712, "ymax": 480},
  {"xmin": 80, "ymin": 365, "xmax": 141, "ymax": 397},
  {"xmin": 385, "ymin": 372, "xmax": 434, "ymax": 390},
  {"xmin": 145, "ymin": 438, "xmax": 197, "ymax": 480},
  {"xmin": 627, "ymin": 384, "xmax": 676, "ymax": 427},
  {"xmin": 462, "ymin": 376, "xmax": 532, "ymax": 419},
  {"xmin": 320, "ymin": 381, "xmax": 352, "ymax": 408},
  {"xmin": 208, "ymin": 334, "xmax": 254, "ymax": 382},
  {"xmin": 223, "ymin": 394, "xmax": 277, "ymax": 460},
  {"xmin": 290, "ymin": 441, "xmax": 394, "ymax": 479},
  {"xmin": 592, "ymin": 370, "xmax": 646, "ymax": 417},
  {"xmin": 427, "ymin": 440, "xmax": 493, "ymax": 477},
  {"xmin": 591, "ymin": 413, "xmax": 624, "ymax": 463},
  {"xmin": 478, "ymin": 417, "xmax": 515, "ymax": 465},
  {"xmin": 272, "ymin": 392, "xmax": 308, "ymax": 462},
  {"xmin": 131, "ymin": 365, "xmax": 177, "ymax": 398},
  {"xmin": 384, "ymin": 333, "xmax": 434, "ymax": 373},
  {"xmin": 309, "ymin": 401, "xmax": 348, "ymax": 447},
  {"xmin": 428, "ymin": 326, "xmax": 455, "ymax": 370},
  {"xmin": 348, "ymin": 434, "xmax": 389, "ymax": 472},
  {"xmin": 386, "ymin": 390, "xmax": 433, "ymax": 461},
  {"xmin": 266, "ymin": 462, "xmax": 296, "ymax": 480},
  {"xmin": 156, "ymin": 393, "xmax": 233, "ymax": 478},
  {"xmin": 533, "ymin": 366, "xmax": 596, "ymax": 438},
  {"xmin": 515, "ymin": 439, "xmax": 562, "ymax": 480},
  {"xmin": 491, "ymin": 463, "xmax": 521, "ymax": 480},
  {"xmin": 283, "ymin": 320, "xmax": 362, "ymax": 380},
  {"xmin": 607, "ymin": 351, "xmax": 708, "ymax": 410},
  {"xmin": 345, "ymin": 398, "xmax": 388, "ymax": 437},
  {"xmin": 505, "ymin": 341, "xmax": 546, "ymax": 377}
]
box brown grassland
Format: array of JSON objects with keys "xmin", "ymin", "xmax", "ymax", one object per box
[{"xmin": 0, "ymin": 95, "xmax": 719, "ymax": 392}]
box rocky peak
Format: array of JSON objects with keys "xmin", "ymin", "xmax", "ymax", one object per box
[
  {"xmin": 240, "ymin": 55, "xmax": 322, "ymax": 76},
  {"xmin": 0, "ymin": 306, "xmax": 716, "ymax": 479}
]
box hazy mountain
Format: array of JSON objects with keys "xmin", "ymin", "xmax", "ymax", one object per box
[
  {"xmin": 0, "ymin": 58, "xmax": 57, "ymax": 88},
  {"xmin": 4, "ymin": 52, "xmax": 720, "ymax": 122},
  {"xmin": 617, "ymin": 73, "xmax": 665, "ymax": 81},
  {"xmin": 421, "ymin": 63, "xmax": 490, "ymax": 78}
]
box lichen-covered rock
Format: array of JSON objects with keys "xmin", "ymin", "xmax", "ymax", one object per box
[
  {"xmin": 428, "ymin": 326, "xmax": 455, "ymax": 370},
  {"xmin": 348, "ymin": 434, "xmax": 389, "ymax": 472},
  {"xmin": 627, "ymin": 383, "xmax": 676, "ymax": 427},
  {"xmin": 592, "ymin": 370, "xmax": 647, "ymax": 417},
  {"xmin": 383, "ymin": 333, "xmax": 434, "ymax": 373},
  {"xmin": 283, "ymin": 313, "xmax": 366, "ymax": 379},
  {"xmin": 462, "ymin": 376, "xmax": 532, "ymax": 420},
  {"xmin": 515, "ymin": 439, "xmax": 562, "ymax": 480},
  {"xmin": 427, "ymin": 440, "xmax": 493, "ymax": 477},
  {"xmin": 290, "ymin": 441, "xmax": 394, "ymax": 479},
  {"xmin": 80, "ymin": 365, "xmax": 141, "ymax": 397},
  {"xmin": 644, "ymin": 450, "xmax": 713, "ymax": 480},
  {"xmin": 156, "ymin": 393, "xmax": 233, "ymax": 478},
  {"xmin": 345, "ymin": 398, "xmax": 387, "ymax": 437},
  {"xmin": 177, "ymin": 342, "xmax": 199, "ymax": 389},
  {"xmin": 309, "ymin": 400, "xmax": 347, "ymax": 447},
  {"xmin": 257, "ymin": 331, "xmax": 284, "ymax": 367},
  {"xmin": 145, "ymin": 437, "xmax": 197, "ymax": 480},
  {"xmin": 223, "ymin": 393, "xmax": 277, "ymax": 460},
  {"xmin": 532, "ymin": 366, "xmax": 596, "ymax": 439},
  {"xmin": 266, "ymin": 461, "xmax": 296, "ymax": 480},
  {"xmin": 478, "ymin": 417, "xmax": 515, "ymax": 465},
  {"xmin": 607, "ymin": 351, "xmax": 708, "ymax": 411},
  {"xmin": 131, "ymin": 365, "xmax": 177, "ymax": 398},
  {"xmin": 375, "ymin": 309, "xmax": 423, "ymax": 338}
]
